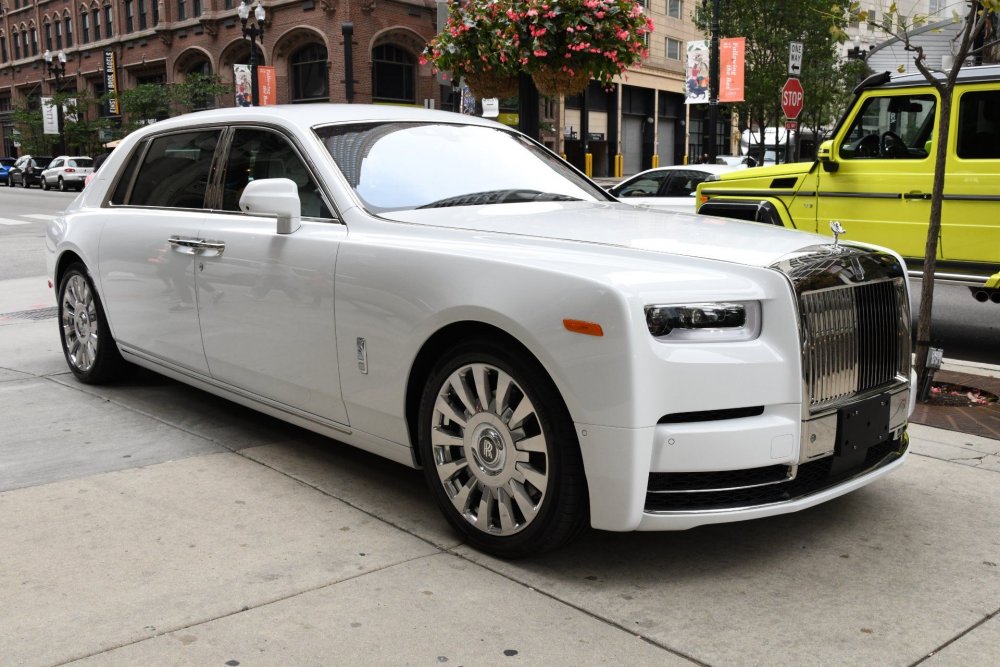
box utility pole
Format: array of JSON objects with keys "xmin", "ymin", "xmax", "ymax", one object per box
[{"xmin": 706, "ymin": 0, "xmax": 720, "ymax": 162}]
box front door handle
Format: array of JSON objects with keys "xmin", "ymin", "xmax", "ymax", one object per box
[{"xmin": 167, "ymin": 237, "xmax": 226, "ymax": 256}]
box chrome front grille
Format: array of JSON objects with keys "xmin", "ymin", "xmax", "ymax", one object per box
[{"xmin": 771, "ymin": 245, "xmax": 911, "ymax": 415}]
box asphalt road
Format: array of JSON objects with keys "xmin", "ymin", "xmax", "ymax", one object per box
[{"xmin": 2, "ymin": 186, "xmax": 996, "ymax": 365}]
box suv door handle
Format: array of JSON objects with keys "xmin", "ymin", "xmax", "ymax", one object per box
[{"xmin": 902, "ymin": 191, "xmax": 932, "ymax": 200}]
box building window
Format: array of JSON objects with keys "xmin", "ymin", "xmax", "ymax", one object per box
[
  {"xmin": 125, "ymin": 1, "xmax": 134, "ymax": 32},
  {"xmin": 30, "ymin": 27, "xmax": 38, "ymax": 56},
  {"xmin": 290, "ymin": 43, "xmax": 329, "ymax": 102},
  {"xmin": 93, "ymin": 9, "xmax": 101, "ymax": 40},
  {"xmin": 139, "ymin": 1, "xmax": 147, "ymax": 29},
  {"xmin": 666, "ymin": 37, "xmax": 682, "ymax": 60},
  {"xmin": 178, "ymin": 0, "xmax": 186, "ymax": 20},
  {"xmin": 55, "ymin": 21, "xmax": 63, "ymax": 49},
  {"xmin": 81, "ymin": 12, "xmax": 89, "ymax": 43},
  {"xmin": 13, "ymin": 33, "xmax": 19, "ymax": 60},
  {"xmin": 372, "ymin": 44, "xmax": 416, "ymax": 104},
  {"xmin": 105, "ymin": 6, "xmax": 114, "ymax": 37},
  {"xmin": 929, "ymin": 0, "xmax": 944, "ymax": 14},
  {"xmin": 152, "ymin": 1, "xmax": 159, "ymax": 25},
  {"xmin": 45, "ymin": 23, "xmax": 52, "ymax": 51},
  {"xmin": 667, "ymin": 0, "xmax": 682, "ymax": 19},
  {"xmin": 1, "ymin": 36, "xmax": 7, "ymax": 64},
  {"xmin": 65, "ymin": 17, "xmax": 73, "ymax": 47},
  {"xmin": 868, "ymin": 10, "xmax": 878, "ymax": 32},
  {"xmin": 193, "ymin": 0, "xmax": 202, "ymax": 16}
]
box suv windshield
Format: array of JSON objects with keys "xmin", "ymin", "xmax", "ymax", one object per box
[{"xmin": 314, "ymin": 122, "xmax": 607, "ymax": 213}]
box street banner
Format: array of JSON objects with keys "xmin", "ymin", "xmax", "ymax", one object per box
[
  {"xmin": 719, "ymin": 37, "xmax": 745, "ymax": 103},
  {"xmin": 104, "ymin": 50, "xmax": 120, "ymax": 115},
  {"xmin": 234, "ymin": 64, "xmax": 253, "ymax": 106},
  {"xmin": 257, "ymin": 66, "xmax": 277, "ymax": 105},
  {"xmin": 42, "ymin": 97, "xmax": 58, "ymax": 135},
  {"xmin": 685, "ymin": 40, "xmax": 709, "ymax": 104}
]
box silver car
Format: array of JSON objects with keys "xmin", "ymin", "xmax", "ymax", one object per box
[{"xmin": 41, "ymin": 156, "xmax": 94, "ymax": 192}]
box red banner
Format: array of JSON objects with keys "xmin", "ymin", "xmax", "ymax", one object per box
[
  {"xmin": 719, "ymin": 37, "xmax": 745, "ymax": 103},
  {"xmin": 257, "ymin": 66, "xmax": 277, "ymax": 106}
]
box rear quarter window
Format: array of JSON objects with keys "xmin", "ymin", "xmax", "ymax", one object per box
[
  {"xmin": 127, "ymin": 130, "xmax": 221, "ymax": 208},
  {"xmin": 956, "ymin": 89, "xmax": 1000, "ymax": 159}
]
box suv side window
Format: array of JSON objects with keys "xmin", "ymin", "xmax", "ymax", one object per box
[
  {"xmin": 220, "ymin": 128, "xmax": 332, "ymax": 218},
  {"xmin": 957, "ymin": 90, "xmax": 1000, "ymax": 159},
  {"xmin": 839, "ymin": 94, "xmax": 936, "ymax": 160},
  {"xmin": 128, "ymin": 130, "xmax": 221, "ymax": 208}
]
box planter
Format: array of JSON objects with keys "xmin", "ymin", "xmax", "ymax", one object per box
[
  {"xmin": 464, "ymin": 71, "xmax": 519, "ymax": 99},
  {"xmin": 531, "ymin": 66, "xmax": 590, "ymax": 97}
]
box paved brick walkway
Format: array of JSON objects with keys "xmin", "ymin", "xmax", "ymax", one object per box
[{"xmin": 910, "ymin": 370, "xmax": 1000, "ymax": 440}]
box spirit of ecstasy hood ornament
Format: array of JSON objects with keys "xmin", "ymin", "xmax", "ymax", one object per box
[{"xmin": 829, "ymin": 220, "xmax": 845, "ymax": 251}]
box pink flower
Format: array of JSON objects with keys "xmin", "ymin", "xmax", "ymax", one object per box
[{"xmin": 534, "ymin": 48, "xmax": 548, "ymax": 57}]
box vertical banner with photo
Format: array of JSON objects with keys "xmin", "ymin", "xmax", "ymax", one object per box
[
  {"xmin": 257, "ymin": 66, "xmax": 277, "ymax": 105},
  {"xmin": 234, "ymin": 64, "xmax": 253, "ymax": 106},
  {"xmin": 104, "ymin": 50, "xmax": 120, "ymax": 115},
  {"xmin": 685, "ymin": 40, "xmax": 710, "ymax": 104},
  {"xmin": 42, "ymin": 97, "xmax": 59, "ymax": 135},
  {"xmin": 719, "ymin": 37, "xmax": 745, "ymax": 103}
]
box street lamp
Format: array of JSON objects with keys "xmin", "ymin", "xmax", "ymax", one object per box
[
  {"xmin": 237, "ymin": 1, "xmax": 266, "ymax": 107},
  {"xmin": 43, "ymin": 49, "xmax": 68, "ymax": 155}
]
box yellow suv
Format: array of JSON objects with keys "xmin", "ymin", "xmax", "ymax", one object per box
[{"xmin": 697, "ymin": 66, "xmax": 1000, "ymax": 303}]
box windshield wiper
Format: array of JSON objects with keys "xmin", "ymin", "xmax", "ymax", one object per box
[{"xmin": 417, "ymin": 189, "xmax": 582, "ymax": 209}]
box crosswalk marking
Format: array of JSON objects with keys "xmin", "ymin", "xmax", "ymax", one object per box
[
  {"xmin": 23, "ymin": 214, "xmax": 56, "ymax": 220},
  {"xmin": 0, "ymin": 218, "xmax": 33, "ymax": 226}
]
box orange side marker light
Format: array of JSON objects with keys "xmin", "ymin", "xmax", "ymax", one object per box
[{"xmin": 563, "ymin": 319, "xmax": 604, "ymax": 337}]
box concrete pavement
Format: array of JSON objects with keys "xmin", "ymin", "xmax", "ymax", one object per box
[{"xmin": 1, "ymin": 276, "xmax": 998, "ymax": 666}]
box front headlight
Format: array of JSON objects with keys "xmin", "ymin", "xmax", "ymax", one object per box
[{"xmin": 644, "ymin": 302, "xmax": 761, "ymax": 342}]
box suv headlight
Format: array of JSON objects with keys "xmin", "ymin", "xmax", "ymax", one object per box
[{"xmin": 644, "ymin": 302, "xmax": 761, "ymax": 342}]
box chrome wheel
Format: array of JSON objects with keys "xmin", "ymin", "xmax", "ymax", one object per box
[
  {"xmin": 60, "ymin": 273, "xmax": 99, "ymax": 373},
  {"xmin": 430, "ymin": 362, "xmax": 549, "ymax": 536}
]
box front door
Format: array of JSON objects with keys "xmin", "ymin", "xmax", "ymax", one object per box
[
  {"xmin": 195, "ymin": 127, "xmax": 349, "ymax": 425},
  {"xmin": 816, "ymin": 91, "xmax": 937, "ymax": 260}
]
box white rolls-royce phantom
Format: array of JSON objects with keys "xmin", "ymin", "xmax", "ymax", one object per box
[{"xmin": 46, "ymin": 106, "xmax": 916, "ymax": 558}]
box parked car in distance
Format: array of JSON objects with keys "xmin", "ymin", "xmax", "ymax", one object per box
[
  {"xmin": 46, "ymin": 105, "xmax": 916, "ymax": 558},
  {"xmin": 41, "ymin": 156, "xmax": 94, "ymax": 192},
  {"xmin": 0, "ymin": 157, "xmax": 16, "ymax": 184},
  {"xmin": 608, "ymin": 163, "xmax": 740, "ymax": 212},
  {"xmin": 8, "ymin": 155, "xmax": 54, "ymax": 188}
]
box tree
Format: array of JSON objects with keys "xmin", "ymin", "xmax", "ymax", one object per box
[
  {"xmin": 11, "ymin": 98, "xmax": 49, "ymax": 155},
  {"xmin": 695, "ymin": 0, "xmax": 849, "ymax": 160},
  {"xmin": 172, "ymin": 73, "xmax": 233, "ymax": 113},
  {"xmin": 855, "ymin": 1, "xmax": 999, "ymax": 397},
  {"xmin": 118, "ymin": 83, "xmax": 173, "ymax": 134}
]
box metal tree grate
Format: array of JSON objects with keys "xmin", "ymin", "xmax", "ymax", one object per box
[{"xmin": 0, "ymin": 307, "xmax": 58, "ymax": 321}]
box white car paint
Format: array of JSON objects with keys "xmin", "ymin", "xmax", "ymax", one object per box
[{"xmin": 45, "ymin": 105, "xmax": 916, "ymax": 550}]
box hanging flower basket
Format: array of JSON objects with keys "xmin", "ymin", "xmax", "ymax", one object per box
[
  {"xmin": 464, "ymin": 71, "xmax": 519, "ymax": 99},
  {"xmin": 531, "ymin": 66, "xmax": 590, "ymax": 97}
]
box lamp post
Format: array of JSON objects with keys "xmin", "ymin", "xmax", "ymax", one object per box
[
  {"xmin": 237, "ymin": 1, "xmax": 266, "ymax": 107},
  {"xmin": 43, "ymin": 49, "xmax": 68, "ymax": 155}
]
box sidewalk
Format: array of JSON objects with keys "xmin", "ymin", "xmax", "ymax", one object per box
[{"xmin": 1, "ymin": 279, "xmax": 998, "ymax": 666}]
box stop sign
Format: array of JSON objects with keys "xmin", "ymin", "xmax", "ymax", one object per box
[{"xmin": 782, "ymin": 78, "xmax": 804, "ymax": 119}]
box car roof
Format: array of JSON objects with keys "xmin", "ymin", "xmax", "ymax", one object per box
[
  {"xmin": 126, "ymin": 104, "xmax": 502, "ymax": 138},
  {"xmin": 625, "ymin": 163, "xmax": 739, "ymax": 178},
  {"xmin": 880, "ymin": 64, "xmax": 1000, "ymax": 89}
]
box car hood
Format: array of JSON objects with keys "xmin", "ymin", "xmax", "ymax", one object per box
[
  {"xmin": 382, "ymin": 201, "xmax": 828, "ymax": 269},
  {"xmin": 719, "ymin": 161, "xmax": 813, "ymax": 181}
]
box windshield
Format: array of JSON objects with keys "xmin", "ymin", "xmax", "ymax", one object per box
[{"xmin": 314, "ymin": 122, "xmax": 608, "ymax": 213}]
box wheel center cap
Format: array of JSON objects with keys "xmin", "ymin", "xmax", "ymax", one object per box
[
  {"xmin": 74, "ymin": 311, "xmax": 91, "ymax": 337},
  {"xmin": 472, "ymin": 426, "xmax": 506, "ymax": 475}
]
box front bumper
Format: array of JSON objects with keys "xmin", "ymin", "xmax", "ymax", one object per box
[{"xmin": 576, "ymin": 374, "xmax": 915, "ymax": 532}]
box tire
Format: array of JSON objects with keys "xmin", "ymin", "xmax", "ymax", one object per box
[
  {"xmin": 58, "ymin": 177, "xmax": 67, "ymax": 192},
  {"xmin": 417, "ymin": 337, "xmax": 588, "ymax": 558},
  {"xmin": 42, "ymin": 177, "xmax": 50, "ymax": 191},
  {"xmin": 57, "ymin": 263, "xmax": 128, "ymax": 384}
]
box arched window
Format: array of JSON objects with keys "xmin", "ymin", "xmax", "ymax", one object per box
[
  {"xmin": 290, "ymin": 43, "xmax": 328, "ymax": 103},
  {"xmin": 372, "ymin": 44, "xmax": 416, "ymax": 105}
]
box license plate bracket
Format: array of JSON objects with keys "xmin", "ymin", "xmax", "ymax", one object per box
[{"xmin": 833, "ymin": 393, "xmax": 891, "ymax": 474}]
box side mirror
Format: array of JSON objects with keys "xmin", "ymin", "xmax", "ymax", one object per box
[
  {"xmin": 239, "ymin": 178, "xmax": 302, "ymax": 235},
  {"xmin": 817, "ymin": 139, "xmax": 839, "ymax": 173}
]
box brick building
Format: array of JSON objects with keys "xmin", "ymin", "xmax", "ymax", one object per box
[
  {"xmin": 0, "ymin": 0, "xmax": 447, "ymax": 155},
  {"xmin": 0, "ymin": 0, "xmax": 725, "ymax": 174}
]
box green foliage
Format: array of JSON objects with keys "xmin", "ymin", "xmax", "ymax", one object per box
[
  {"xmin": 172, "ymin": 73, "xmax": 233, "ymax": 113},
  {"xmin": 10, "ymin": 98, "xmax": 49, "ymax": 155},
  {"xmin": 694, "ymin": 0, "xmax": 851, "ymax": 145},
  {"xmin": 118, "ymin": 83, "xmax": 173, "ymax": 134}
]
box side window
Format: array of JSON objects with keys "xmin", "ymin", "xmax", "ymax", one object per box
[
  {"xmin": 110, "ymin": 144, "xmax": 145, "ymax": 205},
  {"xmin": 664, "ymin": 170, "xmax": 710, "ymax": 197},
  {"xmin": 839, "ymin": 94, "xmax": 936, "ymax": 160},
  {"xmin": 614, "ymin": 171, "xmax": 669, "ymax": 198},
  {"xmin": 128, "ymin": 130, "xmax": 221, "ymax": 208},
  {"xmin": 957, "ymin": 90, "xmax": 1000, "ymax": 159},
  {"xmin": 221, "ymin": 128, "xmax": 331, "ymax": 218},
  {"xmin": 50, "ymin": 159, "xmax": 63, "ymax": 169}
]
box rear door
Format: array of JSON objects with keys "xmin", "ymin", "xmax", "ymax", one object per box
[{"xmin": 98, "ymin": 129, "xmax": 223, "ymax": 374}]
